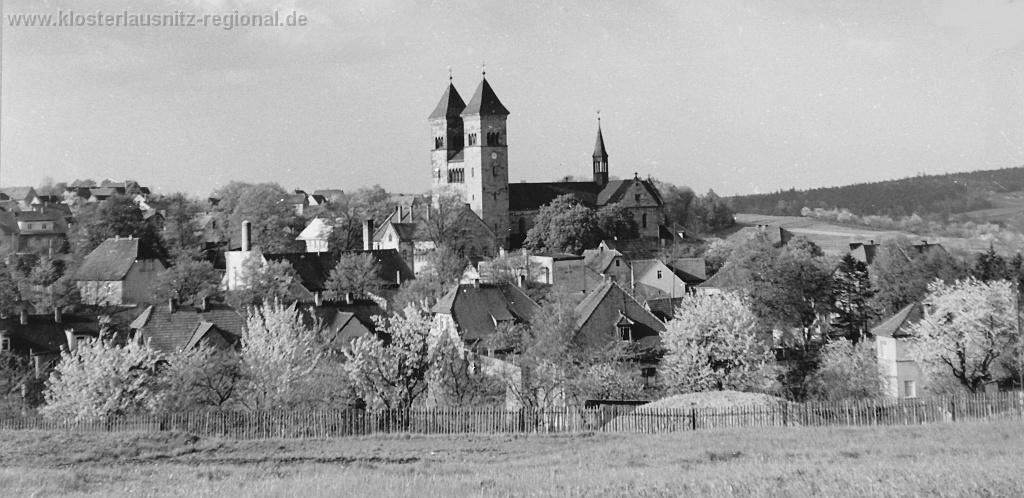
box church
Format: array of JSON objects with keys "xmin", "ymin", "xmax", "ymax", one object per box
[{"xmin": 429, "ymin": 73, "xmax": 666, "ymax": 250}]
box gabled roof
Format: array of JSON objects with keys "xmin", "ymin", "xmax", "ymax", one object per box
[
  {"xmin": 75, "ymin": 238, "xmax": 165, "ymax": 281},
  {"xmin": 0, "ymin": 187, "xmax": 37, "ymax": 202},
  {"xmin": 871, "ymin": 303, "xmax": 922, "ymax": 339},
  {"xmin": 13, "ymin": 211, "xmax": 61, "ymax": 222},
  {"xmin": 593, "ymin": 124, "xmax": 608, "ymax": 159},
  {"xmin": 508, "ymin": 182, "xmax": 601, "ymax": 211},
  {"xmin": 582, "ymin": 248, "xmax": 625, "ymax": 273},
  {"xmin": 89, "ymin": 187, "xmax": 120, "ymax": 198},
  {"xmin": 461, "ymin": 78, "xmax": 509, "ymax": 116},
  {"xmin": 313, "ymin": 189, "xmax": 345, "ymax": 200},
  {"xmin": 644, "ymin": 297, "xmax": 684, "ymax": 321},
  {"xmin": 297, "ymin": 217, "xmax": 333, "ymax": 241},
  {"xmin": 431, "ymin": 283, "xmax": 539, "ymax": 342},
  {"xmin": 573, "ymin": 280, "xmax": 666, "ymax": 351},
  {"xmin": 599, "ymin": 239, "xmax": 660, "ymax": 260},
  {"xmin": 849, "ymin": 242, "xmax": 878, "ymax": 265},
  {"xmin": 630, "ymin": 259, "xmax": 662, "ymax": 280},
  {"xmin": 129, "ymin": 303, "xmax": 245, "ymax": 353},
  {"xmin": 696, "ymin": 262, "xmax": 748, "ymax": 291},
  {"xmin": 429, "ymin": 82, "xmax": 467, "ymax": 119},
  {"xmin": 597, "ymin": 178, "xmax": 664, "ymax": 206}
]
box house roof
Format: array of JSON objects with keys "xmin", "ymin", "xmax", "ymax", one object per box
[
  {"xmin": 668, "ymin": 258, "xmax": 707, "ymax": 282},
  {"xmin": 461, "ymin": 78, "xmax": 509, "ymax": 116},
  {"xmin": 599, "ymin": 239, "xmax": 660, "ymax": 260},
  {"xmin": 0, "ymin": 200, "xmax": 19, "ymax": 213},
  {"xmin": 871, "ymin": 303, "xmax": 922, "ymax": 339},
  {"xmin": 303, "ymin": 300, "xmax": 386, "ymax": 346},
  {"xmin": 508, "ymin": 182, "xmax": 601, "ymax": 211},
  {"xmin": 75, "ymin": 238, "xmax": 164, "ymax": 281},
  {"xmin": 262, "ymin": 249, "xmax": 415, "ymax": 292},
  {"xmin": 313, "ymin": 189, "xmax": 345, "ymax": 200},
  {"xmin": 597, "ymin": 178, "xmax": 664, "ymax": 206},
  {"xmin": 129, "ymin": 303, "xmax": 245, "ymax": 353},
  {"xmin": 429, "ymin": 82, "xmax": 467, "ymax": 119},
  {"xmin": 297, "ymin": 217, "xmax": 333, "ymax": 241},
  {"xmin": 630, "ymin": 259, "xmax": 662, "ymax": 280},
  {"xmin": 582, "ymin": 248, "xmax": 624, "ymax": 273},
  {"xmin": 849, "ymin": 243, "xmax": 878, "ymax": 266},
  {"xmin": 573, "ymin": 280, "xmax": 666, "ymax": 351},
  {"xmin": 645, "ymin": 297, "xmax": 684, "ymax": 321},
  {"xmin": 696, "ymin": 262, "xmax": 748, "ymax": 290},
  {"xmin": 89, "ymin": 187, "xmax": 120, "ymax": 197},
  {"xmin": 0, "ymin": 313, "xmax": 102, "ymax": 356},
  {"xmin": 431, "ymin": 283, "xmax": 540, "ymax": 342},
  {"xmin": 0, "ymin": 187, "xmax": 36, "ymax": 202}
]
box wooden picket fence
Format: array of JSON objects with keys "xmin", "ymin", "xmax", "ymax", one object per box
[{"xmin": 2, "ymin": 392, "xmax": 1022, "ymax": 439}]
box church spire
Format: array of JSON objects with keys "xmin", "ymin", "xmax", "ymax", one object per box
[{"xmin": 593, "ymin": 112, "xmax": 609, "ymax": 187}]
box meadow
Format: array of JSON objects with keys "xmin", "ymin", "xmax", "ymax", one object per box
[{"xmin": 2, "ymin": 421, "xmax": 1023, "ymax": 497}]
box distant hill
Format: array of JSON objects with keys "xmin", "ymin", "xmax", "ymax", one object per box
[{"xmin": 726, "ymin": 167, "xmax": 1024, "ymax": 220}]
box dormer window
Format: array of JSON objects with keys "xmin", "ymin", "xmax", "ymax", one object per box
[
  {"xmin": 618, "ymin": 325, "xmax": 632, "ymax": 342},
  {"xmin": 0, "ymin": 335, "xmax": 10, "ymax": 351}
]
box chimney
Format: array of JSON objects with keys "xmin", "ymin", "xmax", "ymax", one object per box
[
  {"xmin": 499, "ymin": 247, "xmax": 507, "ymax": 258},
  {"xmin": 363, "ymin": 219, "xmax": 374, "ymax": 251},
  {"xmin": 241, "ymin": 220, "xmax": 251, "ymax": 252},
  {"xmin": 473, "ymin": 278, "xmax": 480, "ymax": 289},
  {"xmin": 314, "ymin": 292, "xmax": 323, "ymax": 307},
  {"xmin": 54, "ymin": 307, "xmax": 62, "ymax": 324},
  {"xmin": 168, "ymin": 299, "xmax": 176, "ymax": 313},
  {"xmin": 64, "ymin": 328, "xmax": 77, "ymax": 353},
  {"xmin": 200, "ymin": 295, "xmax": 209, "ymax": 311},
  {"xmin": 396, "ymin": 270, "xmax": 401, "ymax": 285},
  {"xmin": 517, "ymin": 274, "xmax": 526, "ymax": 288},
  {"xmin": 20, "ymin": 308, "xmax": 28, "ymax": 326},
  {"xmin": 345, "ymin": 292, "xmax": 353, "ymax": 305}
]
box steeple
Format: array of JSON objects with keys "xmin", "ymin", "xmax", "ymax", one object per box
[
  {"xmin": 429, "ymin": 81, "xmax": 466, "ymax": 120},
  {"xmin": 593, "ymin": 114, "xmax": 609, "ymax": 187},
  {"xmin": 462, "ymin": 77, "xmax": 510, "ymax": 117}
]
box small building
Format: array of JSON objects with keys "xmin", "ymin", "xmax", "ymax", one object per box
[
  {"xmin": 630, "ymin": 259, "xmax": 689, "ymax": 301},
  {"xmin": 582, "ymin": 247, "xmax": 631, "ymax": 284},
  {"xmin": 74, "ymin": 237, "xmax": 168, "ymax": 305},
  {"xmin": 430, "ymin": 281, "xmax": 540, "ymax": 355},
  {"xmin": 872, "ymin": 303, "xmax": 924, "ymax": 399},
  {"xmin": 0, "ymin": 187, "xmax": 41, "ymax": 210},
  {"xmin": 526, "ymin": 252, "xmax": 603, "ymax": 293},
  {"xmin": 296, "ymin": 217, "xmax": 333, "ymax": 253},
  {"xmin": 0, "ymin": 309, "xmax": 101, "ymax": 376}
]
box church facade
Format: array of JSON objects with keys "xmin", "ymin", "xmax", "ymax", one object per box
[{"xmin": 430, "ymin": 75, "xmax": 665, "ymax": 249}]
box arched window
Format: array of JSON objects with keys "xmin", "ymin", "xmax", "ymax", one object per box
[{"xmin": 434, "ymin": 136, "xmax": 444, "ymax": 149}]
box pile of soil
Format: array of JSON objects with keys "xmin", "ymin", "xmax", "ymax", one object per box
[{"xmin": 638, "ymin": 391, "xmax": 787, "ymax": 411}]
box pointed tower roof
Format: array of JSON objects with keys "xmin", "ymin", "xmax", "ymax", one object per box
[
  {"xmin": 462, "ymin": 78, "xmax": 509, "ymax": 116},
  {"xmin": 429, "ymin": 82, "xmax": 466, "ymax": 120},
  {"xmin": 593, "ymin": 122, "xmax": 608, "ymax": 159}
]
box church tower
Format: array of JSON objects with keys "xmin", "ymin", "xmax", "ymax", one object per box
[
  {"xmin": 593, "ymin": 117, "xmax": 609, "ymax": 187},
  {"xmin": 461, "ymin": 73, "xmax": 510, "ymax": 246},
  {"xmin": 430, "ymin": 76, "xmax": 467, "ymax": 201}
]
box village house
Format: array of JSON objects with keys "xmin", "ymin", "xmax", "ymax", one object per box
[
  {"xmin": 0, "ymin": 308, "xmax": 101, "ymax": 376},
  {"xmin": 0, "ymin": 187, "xmax": 41, "ymax": 210},
  {"xmin": 129, "ymin": 300, "xmax": 245, "ymax": 354},
  {"xmin": 372, "ymin": 204, "xmax": 497, "ymax": 275},
  {"xmin": 430, "ymin": 280, "xmax": 540, "ymax": 355},
  {"xmin": 74, "ymin": 237, "xmax": 168, "ymax": 305},
  {"xmin": 872, "ymin": 303, "xmax": 925, "ymax": 399}
]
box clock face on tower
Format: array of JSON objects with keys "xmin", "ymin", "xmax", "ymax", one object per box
[{"xmin": 491, "ymin": 152, "xmax": 498, "ymax": 160}]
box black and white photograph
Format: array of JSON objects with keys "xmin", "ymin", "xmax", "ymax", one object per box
[{"xmin": 1, "ymin": 1, "xmax": 1024, "ymax": 496}]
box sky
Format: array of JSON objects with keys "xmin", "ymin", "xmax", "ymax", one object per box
[{"xmin": 2, "ymin": 0, "xmax": 1023, "ymax": 198}]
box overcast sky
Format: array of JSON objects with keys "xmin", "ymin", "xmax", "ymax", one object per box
[{"xmin": 2, "ymin": 0, "xmax": 1023, "ymax": 197}]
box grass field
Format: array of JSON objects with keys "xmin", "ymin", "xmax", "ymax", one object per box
[{"xmin": 2, "ymin": 422, "xmax": 1023, "ymax": 497}]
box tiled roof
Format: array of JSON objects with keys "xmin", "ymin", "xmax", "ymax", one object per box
[
  {"xmin": 630, "ymin": 259, "xmax": 661, "ymax": 280},
  {"xmin": 75, "ymin": 238, "xmax": 164, "ymax": 281},
  {"xmin": 462, "ymin": 78, "xmax": 509, "ymax": 116},
  {"xmin": 508, "ymin": 182, "xmax": 601, "ymax": 211},
  {"xmin": 89, "ymin": 187, "xmax": 120, "ymax": 197},
  {"xmin": 431, "ymin": 283, "xmax": 540, "ymax": 342},
  {"xmin": 645, "ymin": 297, "xmax": 684, "ymax": 321},
  {"xmin": 597, "ymin": 179, "xmax": 664, "ymax": 206},
  {"xmin": 429, "ymin": 82, "xmax": 466, "ymax": 119},
  {"xmin": 696, "ymin": 262, "xmax": 748, "ymax": 290},
  {"xmin": 0, "ymin": 200, "xmax": 19, "ymax": 213},
  {"xmin": 668, "ymin": 258, "xmax": 707, "ymax": 282},
  {"xmin": 313, "ymin": 189, "xmax": 345, "ymax": 199},
  {"xmin": 130, "ymin": 303, "xmax": 245, "ymax": 353},
  {"xmin": 599, "ymin": 239, "xmax": 659, "ymax": 260},
  {"xmin": 871, "ymin": 303, "xmax": 921, "ymax": 339},
  {"xmin": 573, "ymin": 280, "xmax": 666, "ymax": 351}
]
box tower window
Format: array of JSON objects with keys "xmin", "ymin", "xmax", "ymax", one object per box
[
  {"xmin": 447, "ymin": 168, "xmax": 465, "ymax": 183},
  {"xmin": 487, "ymin": 132, "xmax": 500, "ymax": 146},
  {"xmin": 468, "ymin": 133, "xmax": 478, "ymax": 146},
  {"xmin": 434, "ymin": 136, "xmax": 444, "ymax": 149}
]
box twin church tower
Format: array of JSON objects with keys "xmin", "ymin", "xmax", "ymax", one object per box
[{"xmin": 429, "ymin": 72, "xmax": 631, "ymax": 248}]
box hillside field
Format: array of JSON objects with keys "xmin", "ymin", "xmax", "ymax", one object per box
[
  {"xmin": 728, "ymin": 213, "xmax": 1014, "ymax": 255},
  {"xmin": 2, "ymin": 421, "xmax": 1023, "ymax": 497}
]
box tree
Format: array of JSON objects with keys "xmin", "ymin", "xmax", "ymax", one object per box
[
  {"xmin": 871, "ymin": 237, "xmax": 971, "ymax": 315},
  {"xmin": 745, "ymin": 236, "xmax": 834, "ymax": 345},
  {"xmin": 162, "ymin": 346, "xmax": 245, "ymax": 412},
  {"xmin": 324, "ymin": 253, "xmax": 384, "ymax": 301},
  {"xmin": 161, "ymin": 192, "xmax": 205, "ymax": 259},
  {"xmin": 306, "ymin": 185, "xmax": 392, "ymax": 252},
  {"xmin": 427, "ymin": 331, "xmax": 505, "ymax": 407},
  {"xmin": 909, "ymin": 278, "xmax": 1018, "ymax": 393},
  {"xmin": 830, "ymin": 254, "xmax": 876, "ymax": 343},
  {"xmin": 524, "ymin": 195, "xmax": 600, "ymax": 254},
  {"xmin": 344, "ymin": 305, "xmax": 435, "ymax": 410},
  {"xmin": 422, "ymin": 186, "xmax": 475, "ymax": 253},
  {"xmin": 41, "ymin": 339, "xmax": 167, "ymax": 421},
  {"xmin": 154, "ymin": 257, "xmax": 221, "ymax": 305},
  {"xmin": 661, "ymin": 293, "xmax": 774, "ymax": 392},
  {"xmin": 225, "ymin": 253, "xmax": 301, "ymax": 309},
  {"xmin": 654, "ymin": 181, "xmax": 696, "ymax": 228},
  {"xmin": 228, "ymin": 183, "xmax": 303, "ymax": 253},
  {"xmin": 972, "ymin": 245, "xmax": 1009, "ymax": 283},
  {"xmin": 595, "ymin": 204, "xmax": 639, "ymax": 241},
  {"xmin": 239, "ymin": 302, "xmax": 327, "ymax": 410},
  {"xmin": 805, "ymin": 340, "xmax": 884, "ymax": 401},
  {"xmin": 0, "ymin": 262, "xmax": 23, "ymax": 317},
  {"xmin": 67, "ymin": 195, "xmax": 166, "ymax": 259},
  {"xmin": 686, "ymin": 190, "xmax": 734, "ymax": 234}
]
